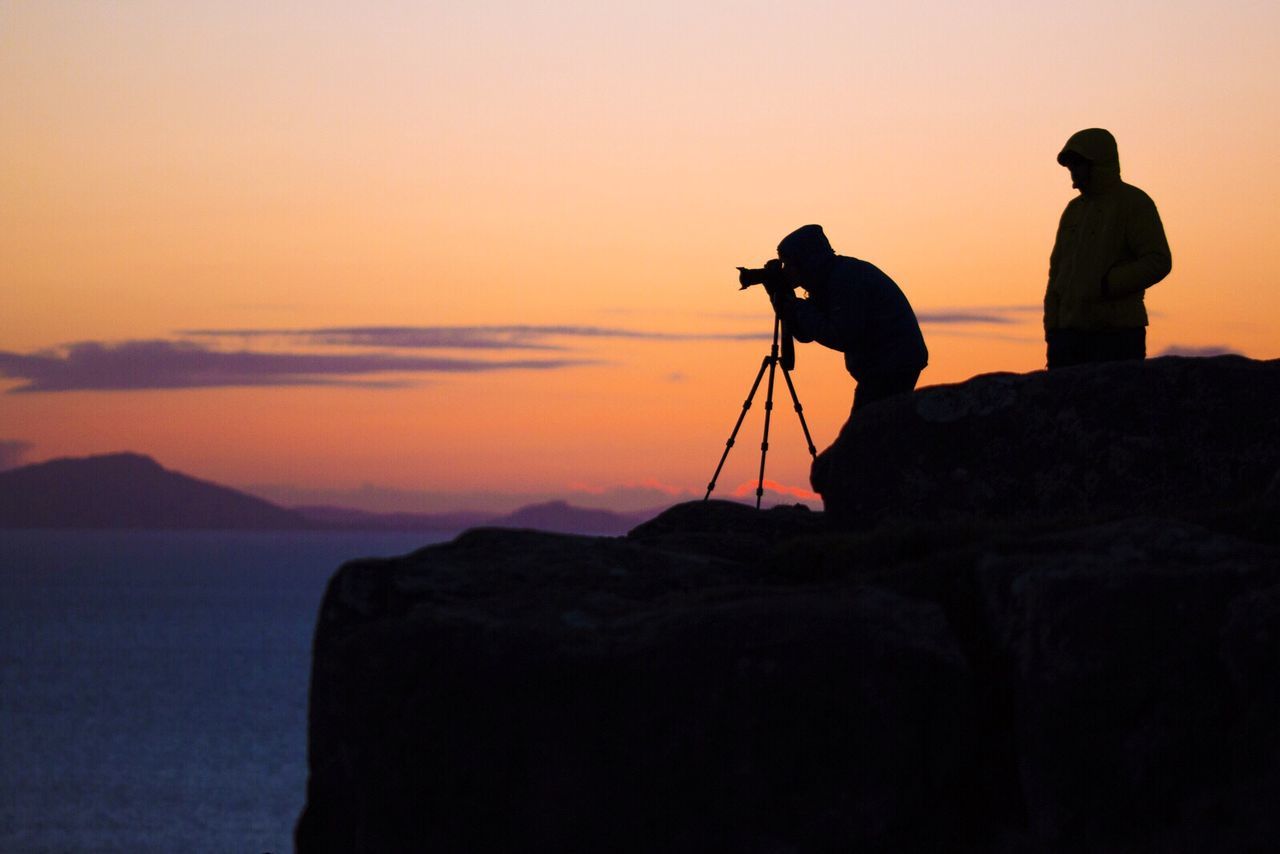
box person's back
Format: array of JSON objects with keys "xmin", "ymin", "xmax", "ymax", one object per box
[
  {"xmin": 820, "ymin": 255, "xmax": 928, "ymax": 381},
  {"xmin": 1044, "ymin": 128, "xmax": 1172, "ymax": 368},
  {"xmin": 771, "ymin": 225, "xmax": 928, "ymax": 411},
  {"xmin": 790, "ymin": 255, "xmax": 927, "ymax": 382}
]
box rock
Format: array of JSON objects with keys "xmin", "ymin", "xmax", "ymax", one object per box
[
  {"xmin": 976, "ymin": 518, "xmax": 1280, "ymax": 849},
  {"xmin": 813, "ymin": 356, "xmax": 1280, "ymax": 529},
  {"xmin": 626, "ymin": 499, "xmax": 827, "ymax": 564},
  {"xmin": 296, "ymin": 518, "xmax": 979, "ymax": 853},
  {"xmin": 298, "ymin": 358, "xmax": 1280, "ymax": 852}
]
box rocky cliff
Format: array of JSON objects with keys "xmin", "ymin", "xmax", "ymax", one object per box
[
  {"xmin": 297, "ymin": 356, "xmax": 1280, "ymax": 853},
  {"xmin": 814, "ymin": 355, "xmax": 1280, "ymax": 532}
]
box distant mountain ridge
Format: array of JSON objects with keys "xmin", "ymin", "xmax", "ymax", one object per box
[
  {"xmin": 290, "ymin": 505, "xmax": 497, "ymax": 532},
  {"xmin": 0, "ymin": 453, "xmax": 317, "ymax": 530},
  {"xmin": 491, "ymin": 501, "xmax": 654, "ymax": 536},
  {"xmin": 0, "ymin": 453, "xmax": 659, "ymax": 534},
  {"xmin": 291, "ymin": 501, "xmax": 655, "ymax": 536}
]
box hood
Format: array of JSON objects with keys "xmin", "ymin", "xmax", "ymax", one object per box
[
  {"xmin": 777, "ymin": 224, "xmax": 835, "ymax": 270},
  {"xmin": 1057, "ymin": 128, "xmax": 1121, "ymax": 193}
]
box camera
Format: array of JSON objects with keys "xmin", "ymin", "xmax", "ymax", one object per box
[
  {"xmin": 737, "ymin": 258, "xmax": 790, "ymax": 293},
  {"xmin": 736, "ymin": 258, "xmax": 797, "ymax": 371}
]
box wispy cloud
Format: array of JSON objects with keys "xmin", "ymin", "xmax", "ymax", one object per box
[
  {"xmin": 0, "ymin": 340, "xmax": 595, "ymax": 393},
  {"xmin": 613, "ymin": 305, "xmax": 1042, "ymax": 327},
  {"xmin": 181, "ymin": 310, "xmax": 1041, "ymax": 351},
  {"xmin": 182, "ymin": 325, "xmax": 763, "ymax": 350},
  {"xmin": 731, "ymin": 479, "xmax": 820, "ymax": 502},
  {"xmin": 917, "ymin": 308, "xmax": 1035, "ymax": 325},
  {"xmin": 1157, "ymin": 344, "xmax": 1243, "ymax": 358},
  {"xmin": 1, "ymin": 308, "xmax": 1049, "ymax": 394}
]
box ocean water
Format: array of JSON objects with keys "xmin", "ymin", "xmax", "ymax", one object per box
[{"xmin": 0, "ymin": 529, "xmax": 449, "ymax": 854}]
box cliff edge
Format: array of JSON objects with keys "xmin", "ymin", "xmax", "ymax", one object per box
[
  {"xmin": 297, "ymin": 356, "xmax": 1280, "ymax": 852},
  {"xmin": 813, "ymin": 355, "xmax": 1280, "ymax": 531}
]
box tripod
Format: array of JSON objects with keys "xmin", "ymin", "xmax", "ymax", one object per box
[{"xmin": 704, "ymin": 313, "xmax": 817, "ymax": 509}]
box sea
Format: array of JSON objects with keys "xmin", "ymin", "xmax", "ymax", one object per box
[{"xmin": 0, "ymin": 528, "xmax": 452, "ymax": 854}]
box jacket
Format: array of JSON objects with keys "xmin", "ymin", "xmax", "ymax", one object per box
[
  {"xmin": 777, "ymin": 255, "xmax": 929, "ymax": 381},
  {"xmin": 1044, "ymin": 129, "xmax": 1172, "ymax": 331}
]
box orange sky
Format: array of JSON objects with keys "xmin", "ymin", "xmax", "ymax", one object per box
[{"xmin": 3, "ymin": 2, "xmax": 1278, "ymax": 512}]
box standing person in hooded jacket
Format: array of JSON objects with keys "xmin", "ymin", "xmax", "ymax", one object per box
[
  {"xmin": 766, "ymin": 224, "xmax": 929, "ymax": 413},
  {"xmin": 1044, "ymin": 128, "xmax": 1172, "ymax": 369}
]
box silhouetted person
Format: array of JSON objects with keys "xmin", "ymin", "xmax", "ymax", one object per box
[
  {"xmin": 766, "ymin": 224, "xmax": 928, "ymax": 412},
  {"xmin": 1044, "ymin": 128, "xmax": 1171, "ymax": 369}
]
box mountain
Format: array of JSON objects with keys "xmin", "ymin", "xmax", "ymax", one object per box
[
  {"xmin": 291, "ymin": 505, "xmax": 499, "ymax": 532},
  {"xmin": 489, "ymin": 500, "xmax": 653, "ymax": 536},
  {"xmin": 292, "ymin": 500, "xmax": 656, "ymax": 536},
  {"xmin": 0, "ymin": 453, "xmax": 318, "ymax": 530},
  {"xmin": 0, "ymin": 452, "xmax": 663, "ymax": 534}
]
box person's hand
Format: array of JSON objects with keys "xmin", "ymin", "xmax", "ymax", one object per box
[{"xmin": 767, "ymin": 282, "xmax": 795, "ymax": 314}]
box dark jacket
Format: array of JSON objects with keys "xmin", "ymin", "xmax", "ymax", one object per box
[
  {"xmin": 775, "ymin": 255, "xmax": 928, "ymax": 381},
  {"xmin": 1045, "ymin": 129, "xmax": 1172, "ymax": 331}
]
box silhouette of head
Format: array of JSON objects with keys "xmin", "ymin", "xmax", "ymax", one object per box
[
  {"xmin": 777, "ymin": 224, "xmax": 835, "ymax": 287},
  {"xmin": 1057, "ymin": 128, "xmax": 1121, "ymax": 194},
  {"xmin": 1059, "ymin": 150, "xmax": 1093, "ymax": 190}
]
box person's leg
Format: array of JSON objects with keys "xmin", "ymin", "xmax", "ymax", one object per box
[
  {"xmin": 1101, "ymin": 327, "xmax": 1146, "ymax": 362},
  {"xmin": 852, "ymin": 369, "xmax": 921, "ymax": 413},
  {"xmin": 1049, "ymin": 328, "xmax": 1143, "ymax": 368},
  {"xmin": 1047, "ymin": 329, "xmax": 1090, "ymax": 370}
]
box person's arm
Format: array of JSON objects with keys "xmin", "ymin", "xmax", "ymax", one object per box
[
  {"xmin": 1044, "ymin": 207, "xmax": 1068, "ymax": 330},
  {"xmin": 1044, "ymin": 282, "xmax": 1060, "ymax": 331},
  {"xmin": 1103, "ymin": 193, "xmax": 1172, "ymax": 298},
  {"xmin": 772, "ymin": 286, "xmax": 856, "ymax": 350}
]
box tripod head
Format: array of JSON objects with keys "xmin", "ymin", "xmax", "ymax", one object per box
[{"xmin": 775, "ymin": 314, "xmax": 796, "ymax": 372}]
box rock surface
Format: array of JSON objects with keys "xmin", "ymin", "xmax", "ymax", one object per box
[
  {"xmin": 297, "ymin": 357, "xmax": 1280, "ymax": 853},
  {"xmin": 813, "ymin": 355, "xmax": 1280, "ymax": 531}
]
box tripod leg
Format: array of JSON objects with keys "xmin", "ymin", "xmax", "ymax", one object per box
[
  {"xmin": 754, "ymin": 352, "xmax": 780, "ymax": 509},
  {"xmin": 779, "ymin": 365, "xmax": 818, "ymax": 459},
  {"xmin": 704, "ymin": 355, "xmax": 772, "ymax": 501}
]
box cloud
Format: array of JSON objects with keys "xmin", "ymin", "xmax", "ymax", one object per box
[
  {"xmin": 922, "ymin": 328, "xmax": 1042, "ymax": 343},
  {"xmin": 917, "ymin": 310, "xmax": 1026, "ymax": 325},
  {"xmin": 0, "ymin": 340, "xmax": 595, "ymax": 393},
  {"xmin": 706, "ymin": 305, "xmax": 1040, "ymax": 329},
  {"xmin": 177, "ymin": 311, "xmax": 1039, "ymax": 354},
  {"xmin": 0, "ymin": 439, "xmax": 32, "ymax": 470},
  {"xmin": 1, "ymin": 308, "xmax": 1048, "ymax": 394},
  {"xmin": 906, "ymin": 305, "xmax": 1043, "ymax": 342},
  {"xmin": 730, "ymin": 479, "xmax": 820, "ymax": 502},
  {"xmin": 182, "ymin": 324, "xmax": 763, "ymax": 350},
  {"xmin": 1156, "ymin": 344, "xmax": 1243, "ymax": 358}
]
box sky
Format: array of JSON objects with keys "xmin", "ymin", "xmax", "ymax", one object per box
[{"xmin": 2, "ymin": 1, "xmax": 1278, "ymax": 513}]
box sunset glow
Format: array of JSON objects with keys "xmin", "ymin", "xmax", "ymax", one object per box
[{"xmin": 4, "ymin": 1, "xmax": 1278, "ymax": 511}]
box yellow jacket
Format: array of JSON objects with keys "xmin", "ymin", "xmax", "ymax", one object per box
[{"xmin": 1044, "ymin": 129, "xmax": 1172, "ymax": 331}]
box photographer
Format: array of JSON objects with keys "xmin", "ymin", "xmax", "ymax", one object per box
[{"xmin": 762, "ymin": 224, "xmax": 929, "ymax": 413}]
